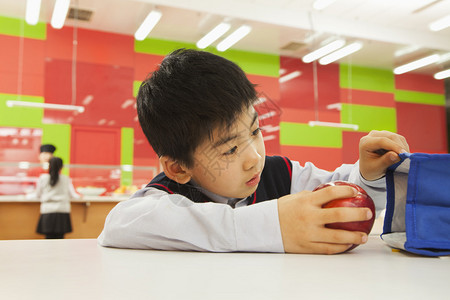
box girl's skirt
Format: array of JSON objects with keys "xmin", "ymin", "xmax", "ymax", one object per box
[{"xmin": 37, "ymin": 212, "xmax": 72, "ymax": 234}]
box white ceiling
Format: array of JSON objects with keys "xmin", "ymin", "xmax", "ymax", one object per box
[{"xmin": 1, "ymin": 0, "xmax": 450, "ymax": 74}]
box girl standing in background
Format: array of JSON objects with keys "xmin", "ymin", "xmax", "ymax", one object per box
[{"xmin": 34, "ymin": 157, "xmax": 79, "ymax": 239}]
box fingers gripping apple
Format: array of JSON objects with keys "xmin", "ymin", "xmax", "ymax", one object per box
[{"xmin": 314, "ymin": 181, "xmax": 376, "ymax": 251}]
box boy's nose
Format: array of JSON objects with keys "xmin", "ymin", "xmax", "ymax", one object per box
[{"xmin": 243, "ymin": 143, "xmax": 261, "ymax": 171}]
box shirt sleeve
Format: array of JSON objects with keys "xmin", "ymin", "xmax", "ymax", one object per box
[
  {"xmin": 67, "ymin": 178, "xmax": 81, "ymax": 200},
  {"xmin": 290, "ymin": 160, "xmax": 386, "ymax": 216},
  {"xmin": 26, "ymin": 175, "xmax": 44, "ymax": 200},
  {"xmin": 98, "ymin": 188, "xmax": 284, "ymax": 252}
]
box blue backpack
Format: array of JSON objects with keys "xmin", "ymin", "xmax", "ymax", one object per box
[{"xmin": 382, "ymin": 152, "xmax": 450, "ymax": 256}]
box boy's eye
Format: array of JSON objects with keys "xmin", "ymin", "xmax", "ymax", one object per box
[
  {"xmin": 252, "ymin": 127, "xmax": 261, "ymax": 136},
  {"xmin": 223, "ymin": 146, "xmax": 238, "ymax": 156}
]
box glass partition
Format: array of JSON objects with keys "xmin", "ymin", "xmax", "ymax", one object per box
[{"xmin": 0, "ymin": 162, "xmax": 158, "ymax": 196}]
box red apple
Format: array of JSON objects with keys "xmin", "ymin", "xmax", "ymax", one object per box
[{"xmin": 313, "ymin": 181, "xmax": 376, "ymax": 251}]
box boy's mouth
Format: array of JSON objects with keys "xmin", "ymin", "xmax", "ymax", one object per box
[{"xmin": 246, "ymin": 174, "xmax": 260, "ymax": 187}]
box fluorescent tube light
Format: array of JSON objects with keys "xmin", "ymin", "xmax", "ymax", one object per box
[
  {"xmin": 429, "ymin": 14, "xmax": 450, "ymax": 31},
  {"xmin": 6, "ymin": 101, "xmax": 85, "ymax": 113},
  {"xmin": 263, "ymin": 135, "xmax": 277, "ymax": 142},
  {"xmin": 134, "ymin": 10, "xmax": 162, "ymax": 41},
  {"xmin": 279, "ymin": 71, "xmax": 302, "ymax": 83},
  {"xmin": 434, "ymin": 69, "xmax": 450, "ymax": 80},
  {"xmin": 313, "ymin": 0, "xmax": 337, "ymax": 10},
  {"xmin": 309, "ymin": 121, "xmax": 359, "ymax": 131},
  {"xmin": 216, "ymin": 25, "xmax": 252, "ymax": 52},
  {"xmin": 319, "ymin": 42, "xmax": 363, "ymax": 65},
  {"xmin": 196, "ymin": 22, "xmax": 231, "ymax": 49},
  {"xmin": 302, "ymin": 39, "xmax": 345, "ymax": 63},
  {"xmin": 258, "ymin": 111, "xmax": 276, "ymax": 121},
  {"xmin": 26, "ymin": 0, "xmax": 41, "ymax": 25},
  {"xmin": 394, "ymin": 45, "xmax": 421, "ymax": 57},
  {"xmin": 326, "ymin": 103, "xmax": 342, "ymax": 111},
  {"xmin": 393, "ymin": 54, "xmax": 440, "ymax": 74},
  {"xmin": 50, "ymin": 0, "xmax": 70, "ymax": 29}
]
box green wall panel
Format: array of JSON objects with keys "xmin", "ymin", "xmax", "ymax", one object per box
[
  {"xmin": 280, "ymin": 122, "xmax": 342, "ymax": 148},
  {"xmin": 41, "ymin": 123, "xmax": 71, "ymax": 175},
  {"xmin": 395, "ymin": 89, "xmax": 445, "ymax": 106},
  {"xmin": 121, "ymin": 127, "xmax": 134, "ymax": 165},
  {"xmin": 0, "ymin": 94, "xmax": 44, "ymax": 127},
  {"xmin": 340, "ymin": 64, "xmax": 394, "ymax": 93},
  {"xmin": 341, "ymin": 104, "xmax": 397, "ymax": 133},
  {"xmin": 133, "ymin": 80, "xmax": 141, "ymax": 98},
  {"xmin": 135, "ymin": 38, "xmax": 279, "ymax": 77},
  {"xmin": 135, "ymin": 37, "xmax": 194, "ymax": 56},
  {"xmin": 0, "ymin": 16, "xmax": 46, "ymax": 40},
  {"xmin": 217, "ymin": 49, "xmax": 278, "ymax": 77},
  {"xmin": 120, "ymin": 127, "xmax": 134, "ymax": 186}
]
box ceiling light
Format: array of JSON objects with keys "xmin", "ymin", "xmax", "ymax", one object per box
[
  {"xmin": 313, "ymin": 0, "xmax": 337, "ymax": 10},
  {"xmin": 302, "ymin": 39, "xmax": 345, "ymax": 63},
  {"xmin": 258, "ymin": 111, "xmax": 276, "ymax": 120},
  {"xmin": 279, "ymin": 71, "xmax": 302, "ymax": 83},
  {"xmin": 263, "ymin": 135, "xmax": 277, "ymax": 142},
  {"xmin": 50, "ymin": 0, "xmax": 70, "ymax": 29},
  {"xmin": 394, "ymin": 45, "xmax": 421, "ymax": 57},
  {"xmin": 309, "ymin": 121, "xmax": 359, "ymax": 131},
  {"xmin": 319, "ymin": 42, "xmax": 363, "ymax": 65},
  {"xmin": 196, "ymin": 22, "xmax": 231, "ymax": 49},
  {"xmin": 82, "ymin": 95, "xmax": 94, "ymax": 105},
  {"xmin": 393, "ymin": 54, "xmax": 440, "ymax": 74},
  {"xmin": 6, "ymin": 100, "xmax": 85, "ymax": 113},
  {"xmin": 216, "ymin": 25, "xmax": 252, "ymax": 52},
  {"xmin": 434, "ymin": 69, "xmax": 450, "ymax": 80},
  {"xmin": 429, "ymin": 14, "xmax": 450, "ymax": 31},
  {"xmin": 134, "ymin": 10, "xmax": 162, "ymax": 41},
  {"xmin": 326, "ymin": 103, "xmax": 342, "ymax": 111},
  {"xmin": 25, "ymin": 0, "xmax": 41, "ymax": 25},
  {"xmin": 121, "ymin": 99, "xmax": 135, "ymax": 109}
]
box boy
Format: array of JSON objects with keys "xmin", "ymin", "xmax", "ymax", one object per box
[{"xmin": 98, "ymin": 49, "xmax": 409, "ymax": 254}]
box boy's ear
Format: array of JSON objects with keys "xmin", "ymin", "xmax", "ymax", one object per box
[{"xmin": 159, "ymin": 156, "xmax": 192, "ymax": 184}]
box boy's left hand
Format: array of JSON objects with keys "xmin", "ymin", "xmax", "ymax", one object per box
[{"xmin": 359, "ymin": 130, "xmax": 410, "ymax": 181}]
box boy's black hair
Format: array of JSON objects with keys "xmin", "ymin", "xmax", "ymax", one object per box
[{"xmin": 137, "ymin": 48, "xmax": 258, "ymax": 168}]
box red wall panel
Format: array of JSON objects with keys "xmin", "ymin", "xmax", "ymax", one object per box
[
  {"xmin": 46, "ymin": 26, "xmax": 134, "ymax": 67},
  {"xmin": 279, "ymin": 56, "xmax": 339, "ymax": 110},
  {"xmin": 280, "ymin": 145, "xmax": 343, "ymax": 171},
  {"xmin": 70, "ymin": 126, "xmax": 122, "ymax": 190},
  {"xmin": 280, "ymin": 107, "xmax": 340, "ymax": 124},
  {"xmin": 134, "ymin": 53, "xmax": 164, "ymax": 81},
  {"xmin": 133, "ymin": 129, "xmax": 158, "ymax": 167},
  {"xmin": 247, "ymin": 74, "xmax": 280, "ymax": 102},
  {"xmin": 340, "ymin": 88, "xmax": 395, "ymax": 107},
  {"xmin": 395, "ymin": 73, "xmax": 444, "ymax": 94},
  {"xmin": 396, "ymin": 102, "xmax": 447, "ymax": 153},
  {"xmin": 0, "ymin": 35, "xmax": 45, "ymax": 96},
  {"xmin": 44, "ymin": 59, "xmax": 136, "ymax": 127},
  {"xmin": 71, "ymin": 126, "xmax": 121, "ymax": 165},
  {"xmin": 342, "ymin": 131, "xmax": 367, "ymax": 164}
]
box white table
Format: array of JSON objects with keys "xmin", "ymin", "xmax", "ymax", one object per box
[{"xmin": 0, "ymin": 237, "xmax": 449, "ymax": 300}]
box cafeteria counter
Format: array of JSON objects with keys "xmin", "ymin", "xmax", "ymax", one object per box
[{"xmin": 0, "ymin": 194, "xmax": 128, "ymax": 240}]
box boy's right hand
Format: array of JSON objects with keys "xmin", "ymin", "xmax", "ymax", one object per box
[{"xmin": 277, "ymin": 185, "xmax": 373, "ymax": 254}]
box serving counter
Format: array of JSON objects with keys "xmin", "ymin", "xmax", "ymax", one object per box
[{"xmin": 0, "ymin": 195, "xmax": 128, "ymax": 240}]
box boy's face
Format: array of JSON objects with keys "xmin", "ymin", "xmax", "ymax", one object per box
[{"xmin": 188, "ymin": 105, "xmax": 266, "ymax": 199}]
